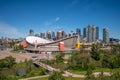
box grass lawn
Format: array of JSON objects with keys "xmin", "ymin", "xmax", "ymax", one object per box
[
  {"xmin": 31, "ymin": 77, "xmax": 84, "ymax": 80},
  {"xmin": 69, "ymin": 68, "xmax": 120, "ymax": 75},
  {"xmin": 93, "ymin": 68, "xmax": 111, "ymax": 72},
  {"xmin": 1, "ymin": 68, "xmax": 14, "ymax": 76},
  {"xmin": 69, "ymin": 70, "xmax": 86, "ymax": 75},
  {"xmin": 112, "ymin": 68, "xmax": 120, "ymax": 72}
]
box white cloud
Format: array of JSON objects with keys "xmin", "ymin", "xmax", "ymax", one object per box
[
  {"xmin": 44, "ymin": 17, "xmax": 60, "ymax": 27},
  {"xmin": 44, "ymin": 22, "xmax": 52, "ymax": 26},
  {"xmin": 55, "ymin": 17, "xmax": 60, "ymax": 22},
  {"xmin": 0, "ymin": 23, "xmax": 24, "ymax": 38},
  {"xmin": 67, "ymin": 0, "xmax": 80, "ymax": 7}
]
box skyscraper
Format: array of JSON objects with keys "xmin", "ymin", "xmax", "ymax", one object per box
[
  {"xmin": 76, "ymin": 28, "xmax": 81, "ymax": 36},
  {"xmin": 83, "ymin": 28, "xmax": 86, "ymax": 38},
  {"xmin": 96, "ymin": 27, "xmax": 99, "ymax": 40},
  {"xmin": 35, "ymin": 34, "xmax": 39, "ymax": 37},
  {"xmin": 86, "ymin": 25, "xmax": 99, "ymax": 42},
  {"xmin": 46, "ymin": 31, "xmax": 52, "ymax": 40},
  {"xmin": 52, "ymin": 31, "xmax": 56, "ymax": 40},
  {"xmin": 57, "ymin": 31, "xmax": 62, "ymax": 40},
  {"xmin": 87, "ymin": 25, "xmax": 93, "ymax": 42},
  {"xmin": 61, "ymin": 30, "xmax": 66, "ymax": 38},
  {"xmin": 40, "ymin": 32, "xmax": 45, "ymax": 38},
  {"xmin": 92, "ymin": 26, "xmax": 96, "ymax": 42},
  {"xmin": 29, "ymin": 29, "xmax": 34, "ymax": 36},
  {"xmin": 103, "ymin": 28, "xmax": 109, "ymax": 44}
]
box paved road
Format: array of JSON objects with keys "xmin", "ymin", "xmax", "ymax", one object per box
[{"xmin": 19, "ymin": 75, "xmax": 49, "ymax": 80}]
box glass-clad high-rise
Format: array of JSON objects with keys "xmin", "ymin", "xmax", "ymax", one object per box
[{"xmin": 103, "ymin": 28, "xmax": 109, "ymax": 44}]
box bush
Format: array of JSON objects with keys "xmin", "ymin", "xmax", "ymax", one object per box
[
  {"xmin": 49, "ymin": 71, "xmax": 65, "ymax": 80},
  {"xmin": 39, "ymin": 67, "xmax": 46, "ymax": 75},
  {"xmin": 0, "ymin": 75, "xmax": 17, "ymax": 80},
  {"xmin": 87, "ymin": 62, "xmax": 96, "ymax": 70},
  {"xmin": 26, "ymin": 70, "xmax": 35, "ymax": 77},
  {"xmin": 0, "ymin": 56, "xmax": 15, "ymax": 68}
]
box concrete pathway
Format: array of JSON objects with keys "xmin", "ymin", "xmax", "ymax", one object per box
[{"xmin": 19, "ymin": 75, "xmax": 49, "ymax": 80}]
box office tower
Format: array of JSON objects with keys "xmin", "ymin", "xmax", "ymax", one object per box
[
  {"xmin": 76, "ymin": 28, "xmax": 81, "ymax": 36},
  {"xmin": 96, "ymin": 27, "xmax": 99, "ymax": 40},
  {"xmin": 52, "ymin": 31, "xmax": 56, "ymax": 40},
  {"xmin": 83, "ymin": 28, "xmax": 86, "ymax": 38},
  {"xmin": 61, "ymin": 30, "xmax": 66, "ymax": 38},
  {"xmin": 35, "ymin": 34, "xmax": 39, "ymax": 37},
  {"xmin": 68, "ymin": 33, "xmax": 71, "ymax": 37},
  {"xmin": 87, "ymin": 25, "xmax": 93, "ymax": 42},
  {"xmin": 92, "ymin": 26, "xmax": 96, "ymax": 42},
  {"xmin": 40, "ymin": 32, "xmax": 45, "ymax": 38},
  {"xmin": 70, "ymin": 30, "xmax": 74, "ymax": 36},
  {"xmin": 29, "ymin": 29, "xmax": 34, "ymax": 36},
  {"xmin": 46, "ymin": 31, "xmax": 52, "ymax": 40},
  {"xmin": 103, "ymin": 28, "xmax": 109, "ymax": 44},
  {"xmin": 86, "ymin": 25, "xmax": 99, "ymax": 42},
  {"xmin": 57, "ymin": 31, "xmax": 62, "ymax": 40}
]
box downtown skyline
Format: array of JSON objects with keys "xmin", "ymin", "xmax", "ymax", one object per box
[{"xmin": 0, "ymin": 0, "xmax": 120, "ymax": 39}]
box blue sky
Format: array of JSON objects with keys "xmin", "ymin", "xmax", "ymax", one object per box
[{"xmin": 0, "ymin": 0, "xmax": 120, "ymax": 39}]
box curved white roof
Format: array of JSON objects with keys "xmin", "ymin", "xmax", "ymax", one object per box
[{"xmin": 26, "ymin": 36, "xmax": 51, "ymax": 45}]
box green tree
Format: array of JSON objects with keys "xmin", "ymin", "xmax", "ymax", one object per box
[
  {"xmin": 68, "ymin": 51, "xmax": 91, "ymax": 71},
  {"xmin": 25, "ymin": 60, "xmax": 33, "ymax": 73},
  {"xmin": 0, "ymin": 76, "xmax": 17, "ymax": 80},
  {"xmin": 0, "ymin": 59, "xmax": 6, "ymax": 68},
  {"xmin": 110, "ymin": 71, "xmax": 120, "ymax": 79},
  {"xmin": 85, "ymin": 67, "xmax": 95, "ymax": 80},
  {"xmin": 49, "ymin": 71, "xmax": 65, "ymax": 80},
  {"xmin": 39, "ymin": 67, "xmax": 46, "ymax": 75},
  {"xmin": 87, "ymin": 62, "xmax": 96, "ymax": 70},
  {"xmin": 75, "ymin": 53, "xmax": 90, "ymax": 70},
  {"xmin": 9, "ymin": 40, "xmax": 15, "ymax": 48},
  {"xmin": 101, "ymin": 53, "xmax": 120, "ymax": 69},
  {"xmin": 55, "ymin": 52, "xmax": 65, "ymax": 61},
  {"xmin": 4, "ymin": 56, "xmax": 16, "ymax": 68},
  {"xmin": 18, "ymin": 44, "xmax": 24, "ymax": 50},
  {"xmin": 111, "ymin": 45, "xmax": 120, "ymax": 55},
  {"xmin": 90, "ymin": 44, "xmax": 100, "ymax": 61}
]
